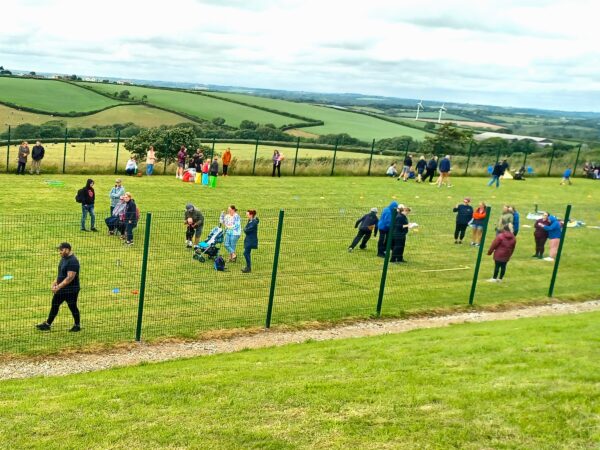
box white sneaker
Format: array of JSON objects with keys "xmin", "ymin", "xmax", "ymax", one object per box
[
  {"xmin": 486, "ymin": 278, "xmax": 497, "ymax": 282},
  {"xmin": 543, "ymin": 257, "xmax": 555, "ymax": 261}
]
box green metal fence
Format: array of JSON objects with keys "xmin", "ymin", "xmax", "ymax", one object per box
[{"xmin": 0, "ymin": 203, "xmax": 596, "ymax": 356}]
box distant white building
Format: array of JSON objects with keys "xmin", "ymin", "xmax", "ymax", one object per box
[
  {"xmin": 83, "ymin": 77, "xmax": 98, "ymax": 82},
  {"xmin": 474, "ymin": 132, "xmax": 553, "ymax": 147}
]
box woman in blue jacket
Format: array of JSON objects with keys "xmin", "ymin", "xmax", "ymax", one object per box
[
  {"xmin": 242, "ymin": 210, "xmax": 259, "ymax": 273},
  {"xmin": 537, "ymin": 214, "xmax": 561, "ymax": 261},
  {"xmin": 377, "ymin": 201, "xmax": 399, "ymax": 257}
]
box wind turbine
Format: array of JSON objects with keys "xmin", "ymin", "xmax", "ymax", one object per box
[
  {"xmin": 437, "ymin": 104, "xmax": 447, "ymax": 124},
  {"xmin": 415, "ymin": 100, "xmax": 424, "ymax": 120}
]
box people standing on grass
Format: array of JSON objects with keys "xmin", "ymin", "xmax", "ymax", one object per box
[
  {"xmin": 533, "ymin": 212, "xmax": 550, "ymax": 259},
  {"xmin": 376, "ymin": 201, "xmax": 399, "ymax": 257},
  {"xmin": 415, "ymin": 156, "xmax": 426, "ymax": 182},
  {"xmin": 470, "ymin": 202, "xmax": 487, "ymax": 247},
  {"xmin": 192, "ymin": 149, "xmax": 203, "ymax": 172},
  {"xmin": 222, "ymin": 148, "xmax": 232, "ymax": 176},
  {"xmin": 16, "ymin": 141, "xmax": 29, "ymax": 175},
  {"xmin": 184, "ymin": 203, "xmax": 205, "ymax": 248},
  {"xmin": 109, "ymin": 178, "xmax": 125, "ymax": 215},
  {"xmin": 400, "ymin": 155, "xmax": 413, "ymax": 181},
  {"xmin": 210, "ymin": 157, "xmax": 219, "ymax": 177},
  {"xmin": 391, "ymin": 206, "xmax": 411, "ymax": 263},
  {"xmin": 125, "ymin": 156, "xmax": 137, "ymax": 176},
  {"xmin": 36, "ymin": 242, "xmax": 81, "ymax": 332},
  {"xmin": 30, "ymin": 140, "xmax": 45, "ymax": 175},
  {"xmin": 79, "ymin": 179, "xmax": 97, "ymax": 232},
  {"xmin": 423, "ymin": 156, "xmax": 438, "ymax": 183},
  {"xmin": 495, "ymin": 205, "xmax": 514, "ymax": 234},
  {"xmin": 146, "ymin": 145, "xmax": 156, "ymax": 176},
  {"xmin": 176, "ymin": 145, "xmax": 187, "ymax": 179},
  {"xmin": 348, "ymin": 208, "xmax": 379, "ymax": 252},
  {"xmin": 272, "ymin": 150, "xmax": 283, "ymax": 177},
  {"xmin": 220, "ymin": 205, "xmax": 242, "ymax": 262},
  {"xmin": 122, "ymin": 192, "xmax": 137, "ymax": 246},
  {"xmin": 242, "ymin": 209, "xmax": 259, "ymax": 273},
  {"xmin": 436, "ymin": 155, "xmax": 452, "ymax": 187},
  {"xmin": 386, "ymin": 162, "xmax": 398, "ymax": 177},
  {"xmin": 561, "ymin": 168, "xmax": 573, "ymax": 185},
  {"xmin": 488, "ymin": 161, "xmax": 504, "ymax": 188},
  {"xmin": 486, "ymin": 225, "xmax": 516, "ymax": 283},
  {"xmin": 538, "ymin": 214, "xmax": 561, "ymax": 261},
  {"xmin": 453, "ymin": 197, "xmax": 473, "ymax": 244}
]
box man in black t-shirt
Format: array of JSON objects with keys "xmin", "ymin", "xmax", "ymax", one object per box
[{"xmin": 36, "ymin": 242, "xmax": 81, "ymax": 332}]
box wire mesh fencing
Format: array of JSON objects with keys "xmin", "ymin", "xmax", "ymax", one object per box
[{"xmin": 0, "ymin": 204, "xmax": 597, "ymax": 356}]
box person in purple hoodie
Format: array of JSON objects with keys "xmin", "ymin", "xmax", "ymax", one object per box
[{"xmin": 533, "ymin": 212, "xmax": 550, "ymax": 259}]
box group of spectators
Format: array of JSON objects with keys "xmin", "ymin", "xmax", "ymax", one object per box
[
  {"xmin": 175, "ymin": 146, "xmax": 229, "ymax": 180},
  {"xmin": 387, "ymin": 155, "xmax": 453, "ymax": 187},
  {"xmin": 583, "ymin": 162, "xmax": 600, "ymax": 179},
  {"xmin": 16, "ymin": 140, "xmax": 45, "ymax": 175}
]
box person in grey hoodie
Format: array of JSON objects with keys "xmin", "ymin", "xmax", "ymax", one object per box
[
  {"xmin": 376, "ymin": 201, "xmax": 399, "ymax": 257},
  {"xmin": 348, "ymin": 208, "xmax": 379, "ymax": 252}
]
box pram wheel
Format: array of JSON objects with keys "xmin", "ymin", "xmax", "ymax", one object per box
[{"xmin": 193, "ymin": 254, "xmax": 205, "ymax": 262}]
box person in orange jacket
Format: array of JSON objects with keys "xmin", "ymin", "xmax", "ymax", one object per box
[
  {"xmin": 470, "ymin": 201, "xmax": 487, "ymax": 247},
  {"xmin": 222, "ymin": 148, "xmax": 232, "ymax": 176}
]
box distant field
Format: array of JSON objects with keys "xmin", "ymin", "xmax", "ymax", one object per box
[
  {"xmin": 0, "ymin": 77, "xmax": 122, "ymax": 113},
  {"xmin": 209, "ymin": 92, "xmax": 434, "ymax": 140},
  {"xmin": 394, "ymin": 111, "xmax": 470, "ymax": 121},
  {"xmin": 79, "ymin": 83, "xmax": 293, "ymax": 127},
  {"xmin": 0, "ymin": 104, "xmax": 192, "ymax": 132}
]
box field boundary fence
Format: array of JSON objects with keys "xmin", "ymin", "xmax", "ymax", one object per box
[
  {"xmin": 0, "ymin": 203, "xmax": 596, "ymax": 356},
  {"xmin": 0, "ymin": 128, "xmax": 591, "ymax": 177}
]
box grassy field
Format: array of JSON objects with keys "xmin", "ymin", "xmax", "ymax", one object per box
[
  {"xmin": 211, "ymin": 92, "xmax": 434, "ymax": 140},
  {"xmin": 0, "ymin": 175, "xmax": 598, "ymax": 355},
  {"xmin": 0, "ymin": 77, "xmax": 122, "ymax": 113},
  {"xmin": 78, "ymin": 83, "xmax": 294, "ymax": 128},
  {"xmin": 0, "ymin": 104, "xmax": 192, "ymax": 133},
  {"xmin": 1, "ymin": 311, "xmax": 599, "ymax": 448}
]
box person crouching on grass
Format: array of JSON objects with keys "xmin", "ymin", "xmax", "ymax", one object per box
[
  {"xmin": 36, "ymin": 242, "xmax": 81, "ymax": 332},
  {"xmin": 242, "ymin": 210, "xmax": 259, "ymax": 273},
  {"xmin": 348, "ymin": 208, "xmax": 379, "ymax": 252},
  {"xmin": 486, "ymin": 225, "xmax": 516, "ymax": 283},
  {"xmin": 184, "ymin": 203, "xmax": 205, "ymax": 248}
]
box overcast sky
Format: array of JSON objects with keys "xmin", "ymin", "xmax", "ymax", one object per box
[{"xmin": 2, "ymin": 0, "xmax": 599, "ymax": 111}]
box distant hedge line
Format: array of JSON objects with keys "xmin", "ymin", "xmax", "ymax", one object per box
[{"xmin": 0, "ymin": 99, "xmax": 124, "ymax": 117}]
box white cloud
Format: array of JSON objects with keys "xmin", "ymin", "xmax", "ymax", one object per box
[{"xmin": 2, "ymin": 0, "xmax": 599, "ymax": 110}]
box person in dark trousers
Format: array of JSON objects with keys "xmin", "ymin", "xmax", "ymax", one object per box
[
  {"xmin": 272, "ymin": 150, "xmax": 282, "ymax": 177},
  {"xmin": 79, "ymin": 178, "xmax": 98, "ymax": 232},
  {"xmin": 423, "ymin": 156, "xmax": 438, "ymax": 183},
  {"xmin": 533, "ymin": 212, "xmax": 550, "ymax": 258},
  {"xmin": 399, "ymin": 155, "xmax": 413, "ymax": 181},
  {"xmin": 348, "ymin": 208, "xmax": 379, "ymax": 252},
  {"xmin": 242, "ymin": 209, "xmax": 259, "ymax": 273},
  {"xmin": 415, "ymin": 156, "xmax": 426, "ymax": 182},
  {"xmin": 510, "ymin": 206, "xmax": 520, "ymax": 236},
  {"xmin": 453, "ymin": 197, "xmax": 473, "ymax": 244},
  {"xmin": 391, "ymin": 206, "xmax": 411, "ymax": 263},
  {"xmin": 500, "ymin": 159, "xmax": 510, "ymax": 174},
  {"xmin": 487, "ymin": 225, "xmax": 517, "ymax": 282},
  {"xmin": 210, "ymin": 157, "xmax": 219, "ymax": 176},
  {"xmin": 30, "ymin": 140, "xmax": 45, "ymax": 175},
  {"xmin": 184, "ymin": 203, "xmax": 204, "ymax": 248},
  {"xmin": 122, "ymin": 192, "xmax": 137, "ymax": 245},
  {"xmin": 376, "ymin": 201, "xmax": 399, "ymax": 257},
  {"xmin": 17, "ymin": 141, "xmax": 29, "ymax": 175},
  {"xmin": 488, "ymin": 161, "xmax": 504, "ymax": 188},
  {"xmin": 36, "ymin": 242, "xmax": 81, "ymax": 332}
]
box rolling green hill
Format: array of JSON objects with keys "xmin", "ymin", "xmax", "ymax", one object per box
[{"xmin": 0, "ymin": 77, "xmax": 123, "ymax": 113}]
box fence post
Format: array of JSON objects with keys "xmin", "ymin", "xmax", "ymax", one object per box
[
  {"xmin": 114, "ymin": 129, "xmax": 121, "ymax": 174},
  {"xmin": 210, "ymin": 137, "xmax": 216, "ymax": 161},
  {"xmin": 330, "ymin": 138, "xmax": 339, "ymax": 176},
  {"xmin": 252, "ymin": 138, "xmax": 259, "ymax": 175},
  {"xmin": 265, "ymin": 209, "xmax": 284, "ymax": 328},
  {"xmin": 572, "ymin": 144, "xmax": 582, "ymax": 177},
  {"xmin": 84, "ymin": 143, "xmax": 87, "ymax": 163},
  {"xmin": 523, "ymin": 147, "xmax": 529, "ymax": 169},
  {"xmin": 376, "ymin": 208, "xmax": 397, "ymax": 316},
  {"xmin": 367, "ymin": 139, "xmax": 375, "ymax": 176},
  {"xmin": 547, "ymin": 146, "xmax": 556, "ymax": 176},
  {"xmin": 135, "ymin": 212, "xmax": 152, "ymax": 342},
  {"xmin": 293, "ymin": 137, "xmax": 300, "ymax": 176},
  {"xmin": 5, "ymin": 125, "xmax": 10, "ymax": 173},
  {"xmin": 548, "ymin": 205, "xmax": 571, "ymax": 298},
  {"xmin": 495, "ymin": 146, "xmax": 500, "ymax": 165},
  {"xmin": 464, "ymin": 141, "xmax": 473, "ymax": 176},
  {"xmin": 62, "ymin": 127, "xmax": 68, "ymax": 174},
  {"xmin": 468, "ymin": 206, "xmax": 492, "ymax": 305},
  {"xmin": 163, "ymin": 157, "xmax": 168, "ymax": 174},
  {"xmin": 403, "ymin": 141, "xmax": 410, "ymax": 161}
]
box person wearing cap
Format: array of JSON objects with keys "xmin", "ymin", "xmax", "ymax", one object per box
[
  {"xmin": 36, "ymin": 243, "xmax": 81, "ymax": 332},
  {"xmin": 109, "ymin": 179, "xmax": 125, "ymax": 215},
  {"xmin": 348, "ymin": 208, "xmax": 379, "ymax": 252},
  {"xmin": 184, "ymin": 203, "xmax": 204, "ymax": 248},
  {"xmin": 453, "ymin": 197, "xmax": 474, "ymax": 244}
]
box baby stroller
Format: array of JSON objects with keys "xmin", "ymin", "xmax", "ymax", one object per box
[{"xmin": 193, "ymin": 226, "xmax": 224, "ymax": 262}]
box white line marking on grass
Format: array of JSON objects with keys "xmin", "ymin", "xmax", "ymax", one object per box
[{"xmin": 420, "ymin": 266, "xmax": 470, "ymax": 272}]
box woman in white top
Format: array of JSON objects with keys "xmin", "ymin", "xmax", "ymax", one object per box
[
  {"xmin": 220, "ymin": 205, "xmax": 242, "ymax": 262},
  {"xmin": 125, "ymin": 157, "xmax": 138, "ymax": 176}
]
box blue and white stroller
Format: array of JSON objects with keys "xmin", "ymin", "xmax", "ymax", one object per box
[{"xmin": 193, "ymin": 226, "xmax": 224, "ymax": 262}]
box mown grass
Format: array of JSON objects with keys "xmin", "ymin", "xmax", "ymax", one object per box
[
  {"xmin": 1, "ymin": 312, "xmax": 599, "ymax": 449},
  {"xmin": 0, "ymin": 175, "xmax": 597, "ymax": 355},
  {"xmin": 0, "ymin": 78, "xmax": 122, "ymax": 113}
]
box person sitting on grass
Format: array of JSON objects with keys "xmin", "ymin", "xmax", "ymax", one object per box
[
  {"xmin": 486, "ymin": 224, "xmax": 516, "ymax": 283},
  {"xmin": 386, "ymin": 162, "xmax": 398, "ymax": 178},
  {"xmin": 125, "ymin": 156, "xmax": 137, "ymax": 176}
]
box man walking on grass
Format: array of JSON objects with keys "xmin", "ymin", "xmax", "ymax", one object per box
[{"xmin": 36, "ymin": 242, "xmax": 81, "ymax": 332}]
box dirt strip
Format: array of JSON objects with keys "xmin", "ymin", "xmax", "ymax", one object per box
[{"xmin": 1, "ymin": 300, "xmax": 599, "ymax": 381}]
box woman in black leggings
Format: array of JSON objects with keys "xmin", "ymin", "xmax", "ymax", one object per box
[{"xmin": 486, "ymin": 225, "xmax": 516, "ymax": 283}]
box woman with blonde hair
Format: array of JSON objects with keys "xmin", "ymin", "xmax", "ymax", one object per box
[
  {"xmin": 220, "ymin": 205, "xmax": 242, "ymax": 262},
  {"xmin": 470, "ymin": 202, "xmax": 487, "ymax": 246}
]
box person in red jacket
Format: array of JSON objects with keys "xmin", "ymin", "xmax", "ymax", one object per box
[{"xmin": 486, "ymin": 225, "xmax": 516, "ymax": 283}]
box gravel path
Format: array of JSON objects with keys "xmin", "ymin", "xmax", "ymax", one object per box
[{"xmin": 1, "ymin": 300, "xmax": 599, "ymax": 380}]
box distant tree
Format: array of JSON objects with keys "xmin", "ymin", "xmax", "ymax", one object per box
[
  {"xmin": 423, "ymin": 123, "xmax": 472, "ymax": 156},
  {"xmin": 125, "ymin": 126, "xmax": 197, "ymax": 163},
  {"xmin": 29, "ymin": 71, "xmax": 36, "ymax": 76},
  {"xmin": 423, "ymin": 122, "xmax": 436, "ymax": 131},
  {"xmin": 264, "ymin": 123, "xmax": 276, "ymax": 129},
  {"xmin": 102, "ymin": 79, "xmax": 110, "ymax": 83},
  {"xmin": 118, "ymin": 90, "xmax": 131, "ymax": 99},
  {"xmin": 80, "ymin": 128, "xmax": 97, "ymax": 138},
  {"xmin": 0, "ymin": 67, "xmax": 12, "ymax": 75},
  {"xmin": 239, "ymin": 120, "xmax": 258, "ymax": 130},
  {"xmin": 69, "ymin": 74, "xmax": 78, "ymax": 81},
  {"xmin": 141, "ymin": 95, "xmax": 148, "ymax": 103},
  {"xmin": 212, "ymin": 117, "xmax": 226, "ymax": 126}
]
